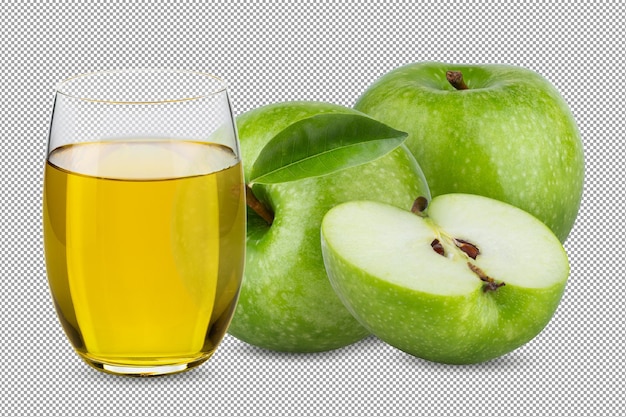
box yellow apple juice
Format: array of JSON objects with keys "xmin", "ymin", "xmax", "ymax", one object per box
[{"xmin": 43, "ymin": 140, "xmax": 245, "ymax": 371}]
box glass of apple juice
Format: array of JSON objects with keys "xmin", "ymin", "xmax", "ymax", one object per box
[{"xmin": 42, "ymin": 69, "xmax": 246, "ymax": 376}]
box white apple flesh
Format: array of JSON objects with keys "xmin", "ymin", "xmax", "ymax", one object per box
[{"xmin": 321, "ymin": 194, "xmax": 569, "ymax": 364}]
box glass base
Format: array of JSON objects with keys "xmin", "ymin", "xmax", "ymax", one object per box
[{"xmin": 79, "ymin": 353, "xmax": 211, "ymax": 377}]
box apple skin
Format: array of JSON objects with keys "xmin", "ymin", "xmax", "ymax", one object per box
[
  {"xmin": 354, "ymin": 61, "xmax": 584, "ymax": 242},
  {"xmin": 227, "ymin": 101, "xmax": 431, "ymax": 352},
  {"xmin": 321, "ymin": 195, "xmax": 569, "ymax": 364}
]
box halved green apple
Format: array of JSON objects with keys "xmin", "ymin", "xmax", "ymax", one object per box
[{"xmin": 321, "ymin": 194, "xmax": 569, "ymax": 364}]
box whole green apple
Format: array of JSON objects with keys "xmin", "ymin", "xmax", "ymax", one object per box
[
  {"xmin": 228, "ymin": 101, "xmax": 430, "ymax": 352},
  {"xmin": 321, "ymin": 194, "xmax": 569, "ymax": 364},
  {"xmin": 354, "ymin": 61, "xmax": 584, "ymax": 242}
]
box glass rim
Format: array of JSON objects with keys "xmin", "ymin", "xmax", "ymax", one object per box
[{"xmin": 53, "ymin": 68, "xmax": 229, "ymax": 104}]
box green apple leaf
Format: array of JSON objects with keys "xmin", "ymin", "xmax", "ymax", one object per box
[{"xmin": 249, "ymin": 113, "xmax": 408, "ymax": 184}]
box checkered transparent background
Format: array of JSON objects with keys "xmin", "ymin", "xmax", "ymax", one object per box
[{"xmin": 1, "ymin": 1, "xmax": 623, "ymax": 416}]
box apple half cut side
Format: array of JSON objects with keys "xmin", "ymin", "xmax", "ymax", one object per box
[{"xmin": 320, "ymin": 194, "xmax": 570, "ymax": 364}]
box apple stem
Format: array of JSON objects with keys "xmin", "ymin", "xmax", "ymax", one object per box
[
  {"xmin": 446, "ymin": 71, "xmax": 469, "ymax": 90},
  {"xmin": 246, "ymin": 184, "xmax": 274, "ymax": 225},
  {"xmin": 467, "ymin": 263, "xmax": 505, "ymax": 292}
]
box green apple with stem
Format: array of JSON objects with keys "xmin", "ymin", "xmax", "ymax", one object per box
[
  {"xmin": 354, "ymin": 61, "xmax": 584, "ymax": 242},
  {"xmin": 321, "ymin": 194, "xmax": 569, "ymax": 364},
  {"xmin": 228, "ymin": 101, "xmax": 430, "ymax": 352}
]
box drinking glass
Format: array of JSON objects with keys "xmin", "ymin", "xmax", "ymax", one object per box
[{"xmin": 43, "ymin": 69, "xmax": 246, "ymax": 376}]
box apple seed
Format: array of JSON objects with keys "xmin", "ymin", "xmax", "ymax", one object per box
[
  {"xmin": 411, "ymin": 196, "xmax": 429, "ymax": 217},
  {"xmin": 431, "ymin": 239, "xmax": 445, "ymax": 256},
  {"xmin": 454, "ymin": 239, "xmax": 480, "ymax": 260}
]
